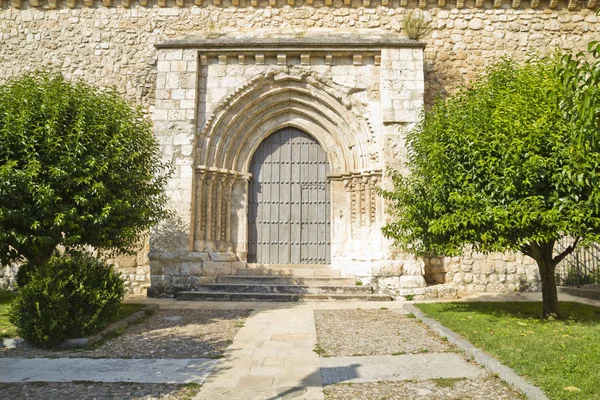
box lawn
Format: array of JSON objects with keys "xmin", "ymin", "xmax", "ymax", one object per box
[
  {"xmin": 416, "ymin": 302, "xmax": 600, "ymax": 400},
  {"xmin": 0, "ymin": 290, "xmax": 147, "ymax": 340},
  {"xmin": 0, "ymin": 291, "xmax": 18, "ymax": 338}
]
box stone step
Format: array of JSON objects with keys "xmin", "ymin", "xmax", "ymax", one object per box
[
  {"xmin": 176, "ymin": 291, "xmax": 394, "ymax": 302},
  {"xmin": 236, "ymin": 268, "xmax": 341, "ymax": 277},
  {"xmin": 216, "ymin": 275, "xmax": 356, "ymax": 285},
  {"xmin": 246, "ymin": 263, "xmax": 330, "ymax": 270},
  {"xmin": 194, "ymin": 283, "xmax": 373, "ymax": 294}
]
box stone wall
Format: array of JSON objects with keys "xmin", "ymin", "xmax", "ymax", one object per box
[
  {"xmin": 1, "ymin": 0, "xmax": 598, "ymax": 295},
  {"xmin": 1, "ymin": 1, "xmax": 597, "ymax": 108},
  {"xmin": 0, "ymin": 251, "xmax": 150, "ymax": 294},
  {"xmin": 425, "ymin": 251, "xmax": 540, "ymax": 294}
]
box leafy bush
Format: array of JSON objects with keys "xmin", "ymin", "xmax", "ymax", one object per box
[{"xmin": 9, "ymin": 252, "xmax": 125, "ymax": 347}]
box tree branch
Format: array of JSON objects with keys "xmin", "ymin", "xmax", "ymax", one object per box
[
  {"xmin": 552, "ymin": 236, "xmax": 581, "ymax": 267},
  {"xmin": 519, "ymin": 243, "xmax": 534, "ymax": 259}
]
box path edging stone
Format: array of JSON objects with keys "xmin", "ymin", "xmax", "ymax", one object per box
[
  {"xmin": 403, "ymin": 303, "xmax": 548, "ymax": 400},
  {"xmin": 1, "ymin": 304, "xmax": 159, "ymax": 350}
]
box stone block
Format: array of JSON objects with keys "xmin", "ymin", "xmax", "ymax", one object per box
[
  {"xmin": 232, "ymin": 261, "xmax": 247, "ymax": 271},
  {"xmin": 503, "ymin": 252, "xmax": 516, "ymax": 262},
  {"xmin": 403, "ymin": 259, "xmax": 424, "ymax": 275},
  {"xmin": 399, "ymin": 275, "xmax": 426, "ymax": 289},
  {"xmin": 116, "ymin": 254, "xmax": 137, "ymax": 269},
  {"xmin": 184, "ymin": 252, "xmax": 210, "ymax": 262},
  {"xmin": 375, "ymin": 276, "xmax": 401, "ymax": 293},
  {"xmin": 203, "ymin": 261, "xmax": 232, "ymax": 275},
  {"xmin": 373, "ymin": 260, "xmax": 404, "ymax": 276},
  {"xmin": 460, "ymin": 264, "xmax": 472, "ymax": 272},
  {"xmin": 180, "ymin": 262, "xmax": 203, "ymax": 275},
  {"xmin": 165, "ymin": 49, "xmax": 183, "ymax": 61},
  {"xmin": 480, "ymin": 260, "xmax": 495, "ymax": 274},
  {"xmin": 452, "ymin": 272, "xmax": 462, "ymax": 283},
  {"xmin": 147, "ymin": 275, "xmax": 173, "ymax": 297},
  {"xmin": 172, "ymin": 276, "xmax": 192, "ymax": 289},
  {"xmin": 209, "ymin": 252, "xmax": 236, "ymax": 261},
  {"xmin": 170, "ymin": 61, "xmax": 187, "ymax": 72},
  {"xmin": 149, "ymin": 260, "xmax": 163, "ymax": 274},
  {"xmin": 399, "ymin": 287, "xmax": 426, "ymax": 296}
]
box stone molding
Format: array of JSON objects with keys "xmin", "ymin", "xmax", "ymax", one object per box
[
  {"xmin": 156, "ymin": 35, "xmax": 426, "ymax": 50},
  {"xmin": 5, "ymin": 0, "xmax": 597, "ymax": 10}
]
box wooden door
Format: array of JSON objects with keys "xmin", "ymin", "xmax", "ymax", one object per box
[{"xmin": 248, "ymin": 128, "xmax": 330, "ymax": 264}]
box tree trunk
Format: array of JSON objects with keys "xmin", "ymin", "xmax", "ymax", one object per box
[
  {"xmin": 21, "ymin": 245, "xmax": 56, "ymax": 273},
  {"xmin": 529, "ymin": 241, "xmax": 560, "ymax": 319},
  {"xmin": 538, "ymin": 260, "xmax": 560, "ymax": 319}
]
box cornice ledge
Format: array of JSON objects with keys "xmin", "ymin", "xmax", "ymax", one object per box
[{"xmin": 155, "ymin": 35, "xmax": 426, "ymax": 50}]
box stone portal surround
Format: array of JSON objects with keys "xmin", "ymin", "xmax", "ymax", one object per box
[{"xmin": 148, "ymin": 37, "xmax": 427, "ymax": 296}]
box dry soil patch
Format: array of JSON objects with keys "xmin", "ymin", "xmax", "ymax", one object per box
[
  {"xmin": 323, "ymin": 377, "xmax": 524, "ymax": 400},
  {"xmin": 0, "ymin": 382, "xmax": 201, "ymax": 400},
  {"xmin": 314, "ymin": 309, "xmax": 451, "ymax": 357},
  {"xmin": 0, "ymin": 309, "xmax": 249, "ymax": 359}
]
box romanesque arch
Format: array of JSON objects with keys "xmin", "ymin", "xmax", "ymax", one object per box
[{"xmin": 197, "ymin": 71, "xmax": 376, "ymax": 174}]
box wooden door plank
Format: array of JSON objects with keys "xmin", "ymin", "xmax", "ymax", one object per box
[{"xmin": 248, "ymin": 127, "xmax": 330, "ymax": 265}]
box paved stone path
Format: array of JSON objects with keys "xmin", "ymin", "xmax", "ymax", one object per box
[
  {"xmin": 195, "ymin": 307, "xmax": 323, "ymax": 400},
  {"xmin": 0, "ymin": 358, "xmax": 217, "ymax": 384}
]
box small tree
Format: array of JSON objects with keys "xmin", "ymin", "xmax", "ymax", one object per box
[
  {"xmin": 381, "ymin": 56, "xmax": 600, "ymax": 319},
  {"xmin": 0, "ymin": 72, "xmax": 171, "ymax": 272}
]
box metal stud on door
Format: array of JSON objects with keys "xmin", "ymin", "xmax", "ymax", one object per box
[{"xmin": 248, "ymin": 128, "xmax": 330, "ymax": 264}]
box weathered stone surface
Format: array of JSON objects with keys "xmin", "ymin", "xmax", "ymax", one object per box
[{"xmin": 202, "ymin": 261, "xmax": 232, "ymax": 276}]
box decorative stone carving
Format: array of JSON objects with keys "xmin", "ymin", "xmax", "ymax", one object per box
[
  {"xmin": 194, "ymin": 167, "xmax": 247, "ymax": 253},
  {"xmin": 333, "ymin": 171, "xmax": 382, "ymax": 238}
]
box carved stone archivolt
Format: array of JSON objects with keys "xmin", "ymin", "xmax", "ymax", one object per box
[{"xmin": 198, "ymin": 69, "xmax": 377, "ymax": 174}]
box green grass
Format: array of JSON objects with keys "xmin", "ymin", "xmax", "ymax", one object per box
[
  {"xmin": 416, "ymin": 302, "xmax": 600, "ymax": 399},
  {"xmin": 0, "ymin": 291, "xmax": 147, "ymax": 340},
  {"xmin": 430, "ymin": 377, "xmax": 464, "ymax": 389},
  {"xmin": 313, "ymin": 343, "xmax": 329, "ymax": 357},
  {"xmin": 0, "ymin": 291, "xmax": 18, "ymax": 338}
]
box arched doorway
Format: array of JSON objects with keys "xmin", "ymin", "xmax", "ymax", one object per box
[{"xmin": 248, "ymin": 127, "xmax": 331, "ymax": 264}]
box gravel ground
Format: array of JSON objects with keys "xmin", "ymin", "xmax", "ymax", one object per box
[
  {"xmin": 314, "ymin": 309, "xmax": 452, "ymax": 357},
  {"xmin": 323, "ymin": 377, "xmax": 525, "ymax": 400},
  {"xmin": 0, "ymin": 309, "xmax": 250, "ymax": 359},
  {"xmin": 0, "ymin": 382, "xmax": 202, "ymax": 400}
]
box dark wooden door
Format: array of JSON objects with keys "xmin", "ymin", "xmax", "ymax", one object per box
[{"xmin": 248, "ymin": 128, "xmax": 330, "ymax": 264}]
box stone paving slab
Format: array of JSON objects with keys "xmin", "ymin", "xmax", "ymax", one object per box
[
  {"xmin": 0, "ymin": 358, "xmax": 217, "ymax": 384},
  {"xmin": 320, "ymin": 353, "xmax": 486, "ymax": 385},
  {"xmin": 194, "ymin": 308, "xmax": 324, "ymax": 400}
]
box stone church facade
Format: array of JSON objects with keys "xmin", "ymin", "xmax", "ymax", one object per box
[{"xmin": 1, "ymin": 0, "xmax": 598, "ymax": 297}]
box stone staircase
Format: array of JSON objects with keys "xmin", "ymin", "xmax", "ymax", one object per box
[{"xmin": 176, "ymin": 264, "xmax": 394, "ymax": 302}]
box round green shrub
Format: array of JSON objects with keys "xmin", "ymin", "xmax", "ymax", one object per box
[{"xmin": 9, "ymin": 252, "xmax": 125, "ymax": 347}]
